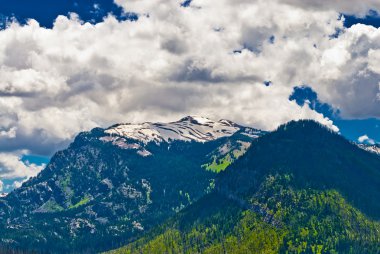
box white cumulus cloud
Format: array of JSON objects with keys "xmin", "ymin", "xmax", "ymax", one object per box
[
  {"xmin": 0, "ymin": 152, "xmax": 45, "ymax": 179},
  {"xmin": 280, "ymin": 0, "xmax": 380, "ymax": 16},
  {"xmin": 358, "ymin": 134, "xmax": 376, "ymax": 144},
  {"xmin": 12, "ymin": 180, "xmax": 24, "ymax": 189},
  {"xmin": 0, "ymin": 0, "xmax": 378, "ymax": 171},
  {"xmin": 0, "ymin": 127, "xmax": 16, "ymax": 138}
]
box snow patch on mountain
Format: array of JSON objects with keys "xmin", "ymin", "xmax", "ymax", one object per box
[
  {"xmin": 99, "ymin": 116, "xmax": 263, "ymax": 157},
  {"xmin": 358, "ymin": 144, "xmax": 380, "ymax": 155},
  {"xmin": 103, "ymin": 116, "xmax": 261, "ymax": 144}
]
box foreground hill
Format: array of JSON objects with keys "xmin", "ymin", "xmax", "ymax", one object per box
[
  {"xmin": 109, "ymin": 120, "xmax": 380, "ymax": 254},
  {"xmin": 0, "ymin": 116, "xmax": 262, "ymax": 253}
]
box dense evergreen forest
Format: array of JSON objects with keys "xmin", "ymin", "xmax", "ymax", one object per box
[{"xmin": 108, "ymin": 174, "xmax": 380, "ymax": 254}]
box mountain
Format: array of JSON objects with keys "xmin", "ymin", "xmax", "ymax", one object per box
[
  {"xmin": 104, "ymin": 116, "xmax": 260, "ymax": 143},
  {"xmin": 0, "ymin": 116, "xmax": 263, "ymax": 253},
  {"xmin": 218, "ymin": 120, "xmax": 380, "ymax": 219},
  {"xmin": 109, "ymin": 120, "xmax": 380, "ymax": 254}
]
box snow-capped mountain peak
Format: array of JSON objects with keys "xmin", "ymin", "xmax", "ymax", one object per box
[
  {"xmin": 103, "ymin": 116, "xmax": 262, "ymax": 144},
  {"xmin": 177, "ymin": 115, "xmax": 215, "ymax": 125}
]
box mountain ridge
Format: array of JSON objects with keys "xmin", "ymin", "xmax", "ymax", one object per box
[
  {"xmin": 218, "ymin": 120, "xmax": 380, "ymax": 219},
  {"xmin": 0, "ymin": 116, "xmax": 263, "ymax": 253},
  {"xmin": 1, "ymin": 118, "xmax": 380, "ymax": 253},
  {"xmin": 103, "ymin": 115, "xmax": 262, "ymax": 144},
  {"xmin": 108, "ymin": 120, "xmax": 380, "ymax": 254}
]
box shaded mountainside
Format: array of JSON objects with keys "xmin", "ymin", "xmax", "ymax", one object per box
[
  {"xmin": 218, "ymin": 120, "xmax": 380, "ymax": 219},
  {"xmin": 0, "ymin": 117, "xmax": 261, "ymax": 253},
  {"xmin": 109, "ymin": 120, "xmax": 380, "ymax": 254}
]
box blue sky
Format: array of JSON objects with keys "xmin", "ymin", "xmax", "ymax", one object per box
[
  {"xmin": 289, "ymin": 85, "xmax": 380, "ymax": 144},
  {"xmin": 0, "ymin": 0, "xmax": 132, "ymax": 29},
  {"xmin": 0, "ymin": 0, "xmax": 380, "ymax": 193},
  {"xmin": 344, "ymin": 10, "xmax": 380, "ymax": 28}
]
